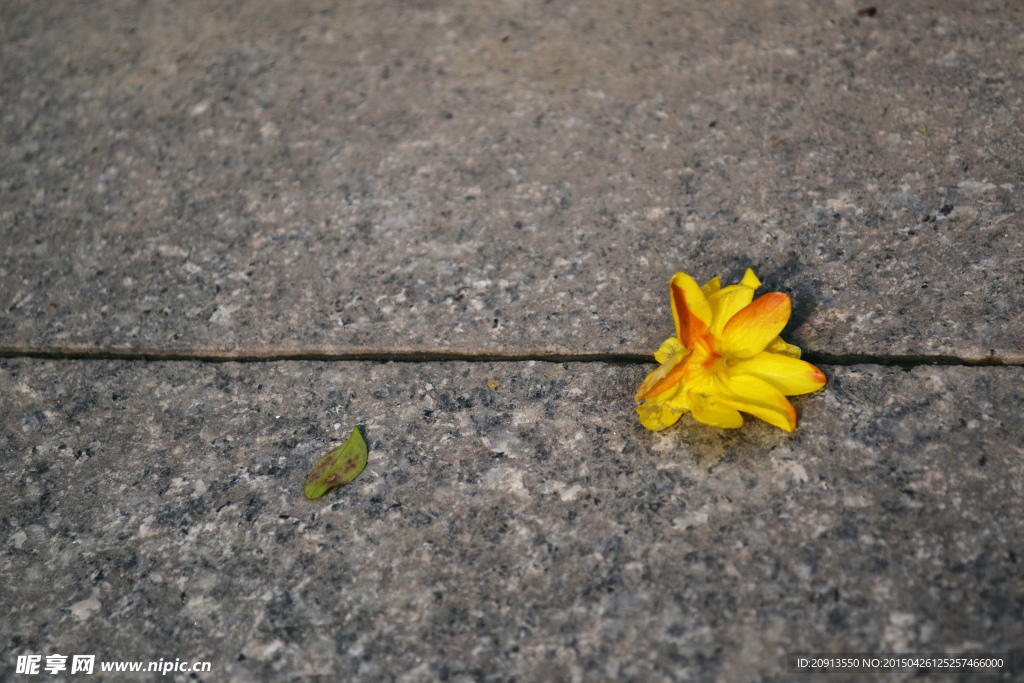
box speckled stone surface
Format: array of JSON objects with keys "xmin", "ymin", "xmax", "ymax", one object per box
[
  {"xmin": 2, "ymin": 1, "xmax": 1023, "ymax": 360},
  {"xmin": 2, "ymin": 359, "xmax": 1022, "ymax": 681}
]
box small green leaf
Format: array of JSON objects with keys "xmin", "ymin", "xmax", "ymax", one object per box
[{"xmin": 304, "ymin": 426, "xmax": 368, "ymax": 499}]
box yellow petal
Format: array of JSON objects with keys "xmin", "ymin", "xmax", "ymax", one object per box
[
  {"xmin": 719, "ymin": 292, "xmax": 791, "ymax": 358},
  {"xmin": 654, "ymin": 336, "xmax": 688, "ymax": 365},
  {"xmin": 739, "ymin": 267, "xmax": 761, "ymax": 290},
  {"xmin": 638, "ymin": 401, "xmax": 682, "ymax": 431},
  {"xmin": 637, "ymin": 383, "xmax": 690, "ymax": 431},
  {"xmin": 701, "ymin": 276, "xmax": 721, "ymax": 294},
  {"xmin": 716, "ymin": 374, "xmax": 797, "ymax": 432},
  {"xmin": 765, "ymin": 335, "xmax": 802, "ymax": 359},
  {"xmin": 728, "ymin": 352, "xmax": 827, "ymax": 396},
  {"xmin": 689, "ymin": 390, "xmax": 744, "ymax": 429},
  {"xmin": 670, "ymin": 272, "xmax": 712, "ymax": 349}
]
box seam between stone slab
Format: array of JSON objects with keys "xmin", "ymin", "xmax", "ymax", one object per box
[{"xmin": 0, "ymin": 346, "xmax": 1014, "ymax": 368}]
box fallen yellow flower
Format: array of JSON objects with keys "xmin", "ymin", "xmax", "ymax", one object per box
[{"xmin": 636, "ymin": 269, "xmax": 825, "ymax": 432}]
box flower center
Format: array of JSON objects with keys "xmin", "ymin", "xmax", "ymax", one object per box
[{"xmin": 684, "ymin": 338, "xmax": 726, "ymax": 389}]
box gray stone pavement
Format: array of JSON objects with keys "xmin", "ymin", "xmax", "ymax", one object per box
[
  {"xmin": 2, "ymin": 0, "xmax": 1022, "ymax": 360},
  {"xmin": 3, "ymin": 1, "xmax": 1024, "ymax": 682},
  {"xmin": 2, "ymin": 360, "xmax": 1023, "ymax": 681}
]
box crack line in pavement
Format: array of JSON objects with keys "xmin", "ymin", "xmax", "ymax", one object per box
[{"xmin": 0, "ymin": 347, "xmax": 1013, "ymax": 367}]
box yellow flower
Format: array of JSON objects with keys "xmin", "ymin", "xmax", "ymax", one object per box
[{"xmin": 635, "ymin": 269, "xmax": 826, "ymax": 432}]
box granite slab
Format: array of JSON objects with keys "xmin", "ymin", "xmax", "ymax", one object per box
[
  {"xmin": 2, "ymin": 358, "xmax": 1022, "ymax": 681},
  {"xmin": 2, "ymin": 1, "xmax": 1023, "ymax": 361}
]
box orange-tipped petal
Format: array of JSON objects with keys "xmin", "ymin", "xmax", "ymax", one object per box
[
  {"xmin": 689, "ymin": 391, "xmax": 744, "ymax": 429},
  {"xmin": 717, "ymin": 374, "xmax": 797, "ymax": 432},
  {"xmin": 635, "ymin": 354, "xmax": 689, "ymax": 401},
  {"xmin": 719, "ymin": 292, "xmax": 791, "ymax": 358},
  {"xmin": 707, "ymin": 269, "xmax": 762, "ymax": 336},
  {"xmin": 728, "ymin": 352, "xmax": 826, "ymax": 396},
  {"xmin": 707, "ymin": 286, "xmax": 755, "ymax": 337},
  {"xmin": 670, "ymin": 272, "xmax": 712, "ymax": 350}
]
